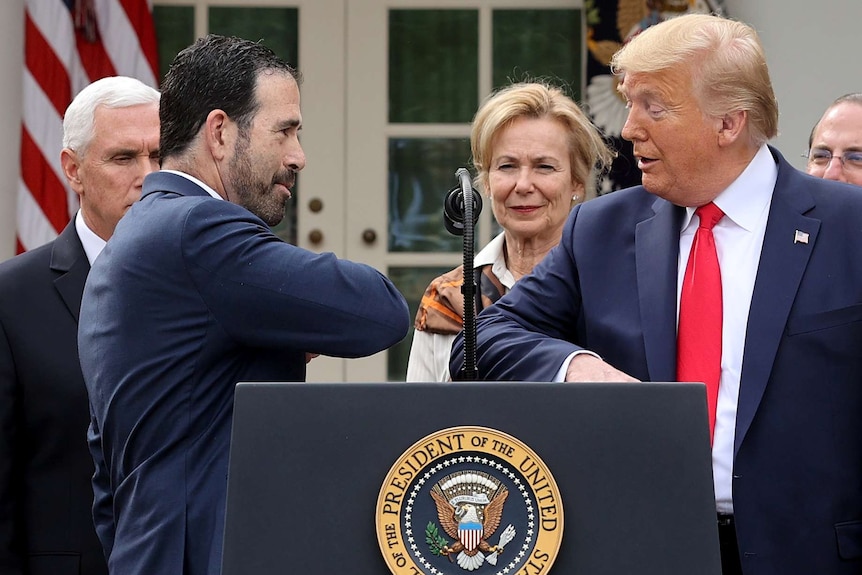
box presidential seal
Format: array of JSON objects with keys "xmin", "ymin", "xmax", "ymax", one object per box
[{"xmin": 376, "ymin": 426, "xmax": 563, "ymax": 575}]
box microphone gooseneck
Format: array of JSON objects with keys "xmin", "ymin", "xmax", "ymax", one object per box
[{"xmin": 443, "ymin": 168, "xmax": 482, "ymax": 380}]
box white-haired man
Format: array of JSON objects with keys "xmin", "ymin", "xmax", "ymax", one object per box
[{"xmin": 0, "ymin": 76, "xmax": 159, "ymax": 575}]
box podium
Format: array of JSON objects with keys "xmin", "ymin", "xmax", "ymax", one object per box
[{"xmin": 221, "ymin": 382, "xmax": 721, "ymax": 575}]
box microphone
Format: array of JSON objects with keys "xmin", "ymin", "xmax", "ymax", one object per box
[
  {"xmin": 443, "ymin": 168, "xmax": 482, "ymax": 380},
  {"xmin": 443, "ymin": 177, "xmax": 482, "ymax": 236}
]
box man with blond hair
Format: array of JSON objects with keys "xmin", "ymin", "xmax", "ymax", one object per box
[{"xmin": 454, "ymin": 14, "xmax": 862, "ymax": 575}]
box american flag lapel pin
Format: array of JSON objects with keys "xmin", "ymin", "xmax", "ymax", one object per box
[{"xmin": 794, "ymin": 230, "xmax": 809, "ymax": 244}]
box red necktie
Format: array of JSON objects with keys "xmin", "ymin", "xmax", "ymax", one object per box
[{"xmin": 677, "ymin": 202, "xmax": 724, "ymax": 443}]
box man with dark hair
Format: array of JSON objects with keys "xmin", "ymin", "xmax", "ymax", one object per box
[
  {"xmin": 805, "ymin": 93, "xmax": 862, "ymax": 186},
  {"xmin": 0, "ymin": 76, "xmax": 159, "ymax": 575},
  {"xmin": 79, "ymin": 35, "xmax": 409, "ymax": 575}
]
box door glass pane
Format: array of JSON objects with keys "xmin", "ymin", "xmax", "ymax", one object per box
[
  {"xmin": 152, "ymin": 6, "xmax": 195, "ymax": 86},
  {"xmin": 492, "ymin": 9, "xmax": 582, "ymax": 98},
  {"xmin": 209, "ymin": 7, "xmax": 299, "ymax": 67},
  {"xmin": 209, "ymin": 6, "xmax": 300, "ymax": 245},
  {"xmin": 389, "ymin": 137, "xmax": 472, "ymax": 253},
  {"xmin": 389, "ymin": 10, "xmax": 479, "ymax": 123},
  {"xmin": 388, "ymin": 266, "xmax": 452, "ymax": 382}
]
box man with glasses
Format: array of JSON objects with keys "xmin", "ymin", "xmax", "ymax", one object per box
[{"xmin": 806, "ymin": 93, "xmax": 862, "ymax": 186}]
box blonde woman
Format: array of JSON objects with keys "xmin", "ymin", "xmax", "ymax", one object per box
[{"xmin": 406, "ymin": 81, "xmax": 612, "ymax": 382}]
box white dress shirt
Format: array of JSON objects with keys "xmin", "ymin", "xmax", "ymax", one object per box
[{"xmin": 75, "ymin": 210, "xmax": 107, "ymax": 266}]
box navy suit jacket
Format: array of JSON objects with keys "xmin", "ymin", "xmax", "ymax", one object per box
[
  {"xmin": 0, "ymin": 222, "xmax": 107, "ymax": 575},
  {"xmin": 452, "ymin": 147, "xmax": 862, "ymax": 574},
  {"xmin": 79, "ymin": 172, "xmax": 409, "ymax": 575}
]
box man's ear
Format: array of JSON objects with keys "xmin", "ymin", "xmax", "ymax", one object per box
[
  {"xmin": 717, "ymin": 110, "xmax": 748, "ymax": 147},
  {"xmin": 60, "ymin": 148, "xmax": 84, "ymax": 195},
  {"xmin": 205, "ymin": 109, "xmax": 235, "ymax": 161}
]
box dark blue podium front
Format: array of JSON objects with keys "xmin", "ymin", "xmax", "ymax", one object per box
[{"xmin": 221, "ymin": 381, "xmax": 721, "ymax": 575}]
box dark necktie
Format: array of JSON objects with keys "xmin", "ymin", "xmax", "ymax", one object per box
[{"xmin": 677, "ymin": 202, "xmax": 724, "ymax": 443}]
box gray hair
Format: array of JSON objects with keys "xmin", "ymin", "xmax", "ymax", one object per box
[{"xmin": 62, "ymin": 76, "xmax": 160, "ymax": 155}]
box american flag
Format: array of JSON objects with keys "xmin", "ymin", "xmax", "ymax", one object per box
[{"xmin": 18, "ymin": 0, "xmax": 159, "ymax": 253}]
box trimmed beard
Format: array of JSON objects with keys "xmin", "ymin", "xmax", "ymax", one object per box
[{"xmin": 227, "ymin": 130, "xmax": 293, "ymax": 226}]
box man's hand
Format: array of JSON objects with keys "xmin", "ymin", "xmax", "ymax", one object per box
[{"xmin": 565, "ymin": 353, "xmax": 640, "ymax": 383}]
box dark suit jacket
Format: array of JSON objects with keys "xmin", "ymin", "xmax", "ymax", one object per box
[
  {"xmin": 79, "ymin": 171, "xmax": 410, "ymax": 575},
  {"xmin": 452, "ymin": 147, "xmax": 862, "ymax": 574},
  {"xmin": 0, "ymin": 222, "xmax": 107, "ymax": 575}
]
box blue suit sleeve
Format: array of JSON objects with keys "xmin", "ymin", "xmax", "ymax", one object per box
[
  {"xmin": 181, "ymin": 203, "xmax": 410, "ymax": 357},
  {"xmin": 452, "ymin": 208, "xmax": 586, "ymax": 381}
]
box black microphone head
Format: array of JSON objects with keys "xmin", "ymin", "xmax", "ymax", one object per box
[{"xmin": 443, "ymin": 185, "xmax": 482, "ymax": 236}]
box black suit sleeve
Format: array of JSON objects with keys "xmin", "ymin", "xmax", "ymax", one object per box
[
  {"xmin": 87, "ymin": 413, "xmax": 114, "ymax": 560},
  {"xmin": 0, "ymin": 318, "xmax": 25, "ymax": 575}
]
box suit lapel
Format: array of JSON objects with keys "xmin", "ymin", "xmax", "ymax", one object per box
[
  {"xmin": 636, "ymin": 197, "xmax": 683, "ymax": 382},
  {"xmin": 50, "ymin": 221, "xmax": 90, "ymax": 323},
  {"xmin": 734, "ymin": 151, "xmax": 818, "ymax": 454}
]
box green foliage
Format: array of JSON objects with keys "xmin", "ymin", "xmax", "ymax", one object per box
[{"xmin": 425, "ymin": 522, "xmax": 449, "ymax": 556}]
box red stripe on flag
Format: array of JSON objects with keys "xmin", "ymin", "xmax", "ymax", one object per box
[
  {"xmin": 120, "ymin": 0, "xmax": 160, "ymax": 81},
  {"xmin": 20, "ymin": 127, "xmax": 70, "ymax": 234},
  {"xmin": 75, "ymin": 32, "xmax": 118, "ymax": 81},
  {"xmin": 24, "ymin": 12, "xmax": 71, "ymax": 117}
]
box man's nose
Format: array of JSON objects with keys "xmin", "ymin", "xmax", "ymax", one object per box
[
  {"xmin": 287, "ymin": 142, "xmax": 306, "ymax": 171},
  {"xmin": 621, "ymin": 111, "xmax": 643, "ymax": 142},
  {"xmin": 138, "ymin": 156, "xmax": 159, "ymax": 181},
  {"xmin": 823, "ymin": 155, "xmax": 847, "ymax": 182}
]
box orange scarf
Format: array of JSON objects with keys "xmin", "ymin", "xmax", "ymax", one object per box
[{"xmin": 413, "ymin": 265, "xmax": 507, "ymax": 335}]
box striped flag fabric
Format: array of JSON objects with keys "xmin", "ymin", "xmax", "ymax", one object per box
[{"xmin": 18, "ymin": 0, "xmax": 159, "ymax": 253}]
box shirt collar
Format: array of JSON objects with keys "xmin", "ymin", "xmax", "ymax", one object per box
[
  {"xmin": 75, "ymin": 209, "xmax": 105, "ymax": 266},
  {"xmin": 681, "ymin": 143, "xmax": 777, "ymax": 232},
  {"xmin": 475, "ymin": 232, "xmax": 516, "ymax": 290},
  {"xmin": 475, "ymin": 231, "xmax": 504, "ymax": 267},
  {"xmin": 161, "ymin": 169, "xmax": 224, "ymax": 200}
]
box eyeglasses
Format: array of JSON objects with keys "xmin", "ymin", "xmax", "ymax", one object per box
[{"xmin": 804, "ymin": 148, "xmax": 862, "ymax": 171}]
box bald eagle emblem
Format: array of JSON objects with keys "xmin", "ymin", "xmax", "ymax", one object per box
[{"xmin": 426, "ymin": 471, "xmax": 516, "ymax": 571}]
